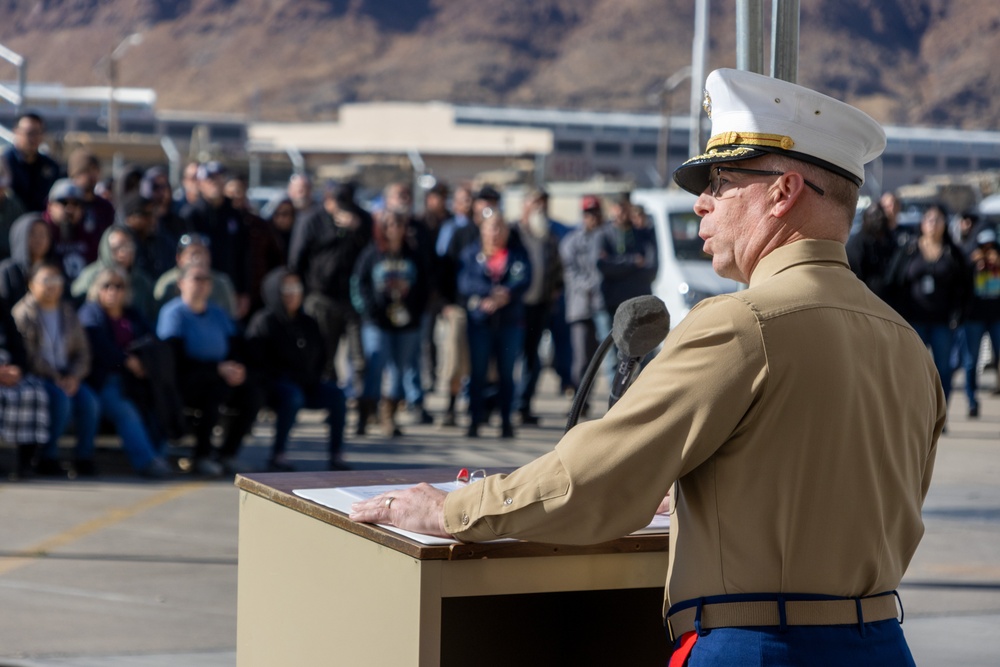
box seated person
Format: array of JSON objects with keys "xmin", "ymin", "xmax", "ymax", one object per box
[
  {"xmin": 71, "ymin": 225, "xmax": 156, "ymax": 322},
  {"xmin": 78, "ymin": 267, "xmax": 172, "ymax": 479},
  {"xmin": 246, "ymin": 268, "xmax": 348, "ymax": 472},
  {"xmin": 153, "ymin": 233, "xmax": 237, "ymax": 318},
  {"xmin": 12, "ymin": 262, "xmax": 100, "ymax": 477},
  {"xmin": 156, "ymin": 263, "xmax": 251, "ymax": 477},
  {"xmin": 0, "ymin": 295, "xmax": 49, "ymax": 480},
  {"xmin": 0, "ymin": 212, "xmax": 52, "ymax": 307}
]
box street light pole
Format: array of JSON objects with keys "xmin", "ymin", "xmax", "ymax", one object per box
[
  {"xmin": 107, "ymin": 33, "xmax": 143, "ymax": 136},
  {"xmin": 655, "ymin": 66, "xmax": 692, "ymax": 185}
]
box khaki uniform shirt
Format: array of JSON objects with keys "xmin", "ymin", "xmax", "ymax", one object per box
[{"xmin": 443, "ymin": 239, "xmax": 945, "ymax": 615}]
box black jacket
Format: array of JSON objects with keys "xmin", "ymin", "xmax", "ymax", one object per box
[
  {"xmin": 287, "ymin": 205, "xmax": 371, "ymax": 302},
  {"xmin": 179, "ymin": 196, "xmax": 250, "ymax": 293},
  {"xmin": 245, "ymin": 267, "xmax": 327, "ymax": 388}
]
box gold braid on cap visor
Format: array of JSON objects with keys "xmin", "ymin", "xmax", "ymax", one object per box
[
  {"xmin": 680, "ymin": 145, "xmax": 760, "ymax": 165},
  {"xmin": 707, "ymin": 131, "xmax": 796, "ymax": 152}
]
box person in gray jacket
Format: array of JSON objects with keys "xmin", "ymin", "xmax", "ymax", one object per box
[{"xmin": 559, "ymin": 196, "xmax": 606, "ymax": 402}]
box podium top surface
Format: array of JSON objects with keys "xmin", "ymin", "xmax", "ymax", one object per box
[{"xmin": 236, "ymin": 468, "xmax": 669, "ymax": 561}]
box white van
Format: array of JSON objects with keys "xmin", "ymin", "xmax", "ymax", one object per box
[{"xmin": 630, "ymin": 189, "xmax": 742, "ymax": 323}]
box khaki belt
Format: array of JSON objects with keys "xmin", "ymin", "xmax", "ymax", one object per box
[{"xmin": 667, "ymin": 594, "xmax": 900, "ymax": 641}]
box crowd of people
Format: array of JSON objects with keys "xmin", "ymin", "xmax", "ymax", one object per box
[
  {"xmin": 846, "ymin": 191, "xmax": 1000, "ymax": 418},
  {"xmin": 0, "ymin": 110, "xmax": 661, "ymax": 481},
  {"xmin": 4, "ymin": 109, "xmax": 991, "ymax": 483}
]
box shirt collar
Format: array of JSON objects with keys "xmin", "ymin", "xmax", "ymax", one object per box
[{"xmin": 749, "ymin": 239, "xmax": 850, "ymax": 287}]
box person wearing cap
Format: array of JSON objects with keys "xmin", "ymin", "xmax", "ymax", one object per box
[
  {"xmin": 960, "ymin": 226, "xmax": 1000, "ymax": 417},
  {"xmin": 351, "ymin": 69, "xmax": 944, "ymax": 665},
  {"xmin": 179, "ymin": 161, "xmax": 251, "ymax": 319},
  {"xmin": 152, "ymin": 233, "xmax": 238, "ymax": 319},
  {"xmin": 66, "ymin": 147, "xmax": 116, "ymax": 246},
  {"xmin": 1, "ymin": 112, "xmax": 61, "ymax": 213},
  {"xmin": 119, "ymin": 190, "xmax": 177, "ymax": 281},
  {"xmin": 44, "ymin": 178, "xmax": 98, "ymax": 282},
  {"xmin": 560, "ymin": 195, "xmax": 606, "ymax": 410}
]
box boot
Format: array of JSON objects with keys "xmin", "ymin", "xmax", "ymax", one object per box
[
  {"xmin": 355, "ymin": 398, "xmax": 375, "ymax": 436},
  {"xmin": 379, "ymin": 399, "xmax": 403, "ymax": 437},
  {"xmin": 14, "ymin": 444, "xmax": 37, "ymax": 480}
]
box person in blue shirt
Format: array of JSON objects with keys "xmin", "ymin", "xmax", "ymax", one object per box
[{"xmin": 156, "ymin": 263, "xmax": 252, "ymax": 477}]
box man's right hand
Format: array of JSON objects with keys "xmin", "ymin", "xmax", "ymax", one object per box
[{"xmin": 0, "ymin": 365, "xmax": 22, "ymax": 387}]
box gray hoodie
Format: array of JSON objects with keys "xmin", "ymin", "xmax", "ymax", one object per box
[{"xmin": 0, "ymin": 212, "xmax": 46, "ymax": 305}]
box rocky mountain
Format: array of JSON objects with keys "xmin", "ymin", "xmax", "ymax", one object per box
[{"xmin": 1, "ymin": 0, "xmax": 999, "ymax": 130}]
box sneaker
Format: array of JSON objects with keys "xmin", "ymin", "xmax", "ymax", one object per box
[
  {"xmin": 466, "ymin": 423, "xmax": 479, "ymax": 438},
  {"xmin": 969, "ymin": 404, "xmax": 980, "ymax": 418},
  {"xmin": 519, "ymin": 412, "xmax": 540, "ymax": 426},
  {"xmin": 192, "ymin": 458, "xmax": 224, "ymax": 478},
  {"xmin": 267, "ymin": 457, "xmax": 296, "ymax": 473},
  {"xmin": 73, "ymin": 459, "xmax": 99, "ymax": 478},
  {"xmin": 416, "ymin": 408, "xmax": 435, "ymax": 425},
  {"xmin": 35, "ymin": 457, "xmax": 67, "ymax": 478},
  {"xmin": 439, "ymin": 411, "xmax": 457, "ymax": 427},
  {"xmin": 138, "ymin": 457, "xmax": 172, "ymax": 480},
  {"xmin": 220, "ymin": 457, "xmax": 251, "ymax": 476},
  {"xmin": 501, "ymin": 423, "xmax": 516, "ymax": 439}
]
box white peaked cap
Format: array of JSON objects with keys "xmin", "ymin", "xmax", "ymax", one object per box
[{"xmin": 673, "ymin": 68, "xmax": 886, "ymax": 196}]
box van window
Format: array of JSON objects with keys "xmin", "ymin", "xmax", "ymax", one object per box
[{"xmin": 671, "ymin": 211, "xmax": 709, "ymax": 260}]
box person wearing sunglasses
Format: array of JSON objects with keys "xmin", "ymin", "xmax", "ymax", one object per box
[{"xmin": 351, "ymin": 69, "xmax": 944, "ymax": 666}]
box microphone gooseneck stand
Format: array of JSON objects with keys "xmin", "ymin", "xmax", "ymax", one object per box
[{"xmin": 564, "ymin": 333, "xmax": 613, "ymax": 433}]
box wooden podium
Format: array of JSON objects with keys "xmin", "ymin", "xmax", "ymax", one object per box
[{"xmin": 235, "ymin": 469, "xmax": 671, "ymax": 666}]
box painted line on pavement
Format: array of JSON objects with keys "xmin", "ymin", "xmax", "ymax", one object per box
[{"xmin": 0, "ymin": 483, "xmax": 206, "ymax": 577}]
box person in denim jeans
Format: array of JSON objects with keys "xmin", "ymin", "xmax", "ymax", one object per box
[
  {"xmin": 458, "ymin": 209, "xmax": 532, "ymax": 439},
  {"xmin": 891, "ymin": 204, "xmax": 970, "ymax": 406},
  {"xmin": 351, "ymin": 211, "xmax": 430, "ymax": 437},
  {"xmin": 961, "ymin": 227, "xmax": 1000, "ymax": 416},
  {"xmin": 245, "ymin": 268, "xmax": 348, "ymax": 472},
  {"xmin": 78, "ymin": 267, "xmax": 172, "ymax": 479},
  {"xmin": 12, "ymin": 261, "xmax": 99, "ymax": 477}
]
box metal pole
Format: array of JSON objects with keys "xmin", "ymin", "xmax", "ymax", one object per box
[
  {"xmin": 689, "ymin": 0, "xmax": 709, "ymax": 157},
  {"xmin": 108, "ymin": 56, "xmax": 117, "ymax": 136},
  {"xmin": 736, "ymin": 0, "xmax": 765, "ymax": 73},
  {"xmin": 771, "ymin": 0, "xmax": 800, "ymax": 83}
]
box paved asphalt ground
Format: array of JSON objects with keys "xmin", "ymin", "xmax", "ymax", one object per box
[{"xmin": 1, "ymin": 369, "xmax": 999, "ymax": 666}]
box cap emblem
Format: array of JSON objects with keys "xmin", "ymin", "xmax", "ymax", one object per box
[{"xmin": 702, "ymin": 89, "xmax": 712, "ymax": 119}]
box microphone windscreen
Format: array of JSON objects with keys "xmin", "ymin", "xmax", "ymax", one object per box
[{"xmin": 611, "ymin": 295, "xmax": 671, "ymax": 358}]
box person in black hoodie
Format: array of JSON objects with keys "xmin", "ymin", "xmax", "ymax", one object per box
[
  {"xmin": 246, "ymin": 268, "xmax": 348, "ymax": 472},
  {"xmin": 0, "ymin": 212, "xmax": 52, "ymax": 305}
]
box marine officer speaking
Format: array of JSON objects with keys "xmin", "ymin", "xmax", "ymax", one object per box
[{"xmin": 351, "ymin": 69, "xmax": 946, "ymax": 666}]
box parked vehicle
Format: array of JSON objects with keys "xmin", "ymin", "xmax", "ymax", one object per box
[{"xmin": 630, "ymin": 189, "xmax": 741, "ymax": 323}]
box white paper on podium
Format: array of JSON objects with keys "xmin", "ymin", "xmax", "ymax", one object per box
[{"xmin": 294, "ymin": 482, "xmax": 670, "ymax": 546}]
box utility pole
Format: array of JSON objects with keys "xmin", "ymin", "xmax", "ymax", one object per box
[
  {"xmin": 771, "ymin": 0, "xmax": 800, "ymax": 82},
  {"xmin": 736, "ymin": 0, "xmax": 765, "ymax": 74},
  {"xmin": 688, "ymin": 0, "xmax": 709, "ymax": 157}
]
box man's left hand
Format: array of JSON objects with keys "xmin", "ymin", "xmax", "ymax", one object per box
[{"xmin": 349, "ymin": 483, "xmax": 452, "ymax": 539}]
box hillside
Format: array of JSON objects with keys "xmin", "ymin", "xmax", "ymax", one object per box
[{"xmin": 1, "ymin": 0, "xmax": 999, "ymax": 129}]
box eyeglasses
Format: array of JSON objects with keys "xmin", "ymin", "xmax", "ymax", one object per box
[
  {"xmin": 39, "ymin": 276, "xmax": 64, "ymax": 287},
  {"xmin": 100, "ymin": 282, "xmax": 125, "ymax": 291},
  {"xmin": 178, "ymin": 233, "xmax": 210, "ymax": 249},
  {"xmin": 57, "ymin": 199, "xmax": 83, "ymax": 207},
  {"xmin": 709, "ymin": 166, "xmax": 825, "ymax": 198}
]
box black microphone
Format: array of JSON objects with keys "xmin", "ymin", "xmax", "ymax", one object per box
[{"xmin": 608, "ymin": 295, "xmax": 670, "ymax": 408}]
